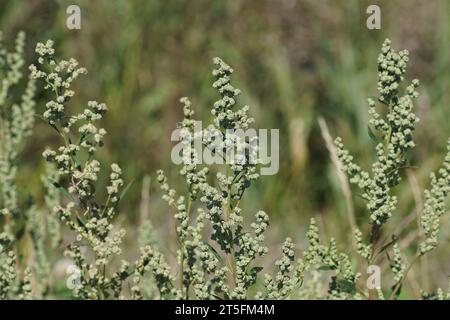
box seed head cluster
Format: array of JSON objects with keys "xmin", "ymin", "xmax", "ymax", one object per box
[{"xmin": 0, "ymin": 33, "xmax": 449, "ymax": 300}]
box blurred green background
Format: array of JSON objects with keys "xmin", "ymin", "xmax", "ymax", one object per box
[{"xmin": 1, "ymin": 0, "xmax": 449, "ymax": 297}]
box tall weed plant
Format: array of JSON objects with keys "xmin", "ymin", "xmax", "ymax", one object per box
[{"xmin": 0, "ymin": 32, "xmax": 448, "ymax": 300}]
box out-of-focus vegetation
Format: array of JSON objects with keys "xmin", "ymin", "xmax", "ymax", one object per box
[{"xmin": 0, "ymin": 0, "xmax": 449, "ymax": 298}]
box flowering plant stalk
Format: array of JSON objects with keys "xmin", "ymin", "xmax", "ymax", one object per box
[
  {"xmin": 154, "ymin": 57, "xmax": 305, "ymax": 299},
  {"xmin": 0, "ymin": 33, "xmax": 448, "ymax": 300},
  {"xmin": 335, "ymin": 39, "xmax": 450, "ymax": 299},
  {"xmin": 30, "ymin": 40, "xmax": 161, "ymax": 299},
  {"xmin": 153, "ymin": 57, "xmax": 368, "ymax": 300},
  {"xmin": 0, "ymin": 31, "xmax": 49, "ymax": 300}
]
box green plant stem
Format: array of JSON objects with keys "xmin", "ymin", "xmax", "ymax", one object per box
[
  {"xmin": 223, "ymin": 167, "xmax": 237, "ymax": 288},
  {"xmin": 101, "ymin": 195, "xmax": 111, "ymax": 217},
  {"xmin": 389, "ymin": 253, "xmax": 420, "ymax": 300},
  {"xmin": 179, "ymin": 197, "xmax": 192, "ymax": 299}
]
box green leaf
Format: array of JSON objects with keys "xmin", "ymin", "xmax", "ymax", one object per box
[
  {"xmin": 76, "ymin": 216, "xmax": 86, "ymax": 229},
  {"xmin": 246, "ymin": 267, "xmax": 263, "ymax": 287},
  {"xmin": 367, "ymin": 126, "xmax": 381, "ymax": 143},
  {"xmin": 336, "ymin": 278, "xmax": 357, "ymax": 294},
  {"xmin": 204, "ymin": 241, "xmax": 222, "ymax": 262},
  {"xmin": 35, "ymin": 114, "xmax": 61, "ymax": 134},
  {"xmin": 388, "ymin": 283, "xmax": 402, "ymax": 300},
  {"xmin": 15, "ymin": 224, "xmax": 26, "ymax": 241},
  {"xmin": 118, "ymin": 179, "xmax": 134, "ymax": 202},
  {"xmin": 52, "ymin": 180, "xmax": 75, "ymax": 202},
  {"xmin": 374, "ymin": 234, "xmax": 398, "ymax": 260},
  {"xmin": 250, "ymin": 266, "xmax": 263, "ymax": 274},
  {"xmin": 379, "ymin": 235, "xmax": 398, "ymax": 254},
  {"xmin": 318, "ymin": 265, "xmax": 335, "ymax": 271},
  {"xmin": 79, "ymin": 133, "xmax": 93, "ymax": 145}
]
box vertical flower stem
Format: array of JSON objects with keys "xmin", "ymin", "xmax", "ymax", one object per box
[
  {"xmin": 224, "ymin": 167, "xmax": 237, "ymax": 288},
  {"xmin": 179, "ymin": 196, "xmax": 192, "ymax": 299}
]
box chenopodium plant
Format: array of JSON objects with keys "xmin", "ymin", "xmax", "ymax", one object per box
[
  {"xmin": 153, "ymin": 57, "xmax": 361, "ymax": 300},
  {"xmin": 0, "ymin": 31, "xmax": 59, "ymax": 299},
  {"xmin": 335, "ymin": 39, "xmax": 450, "ymax": 299},
  {"xmin": 0, "ymin": 30, "xmax": 33, "ymax": 300},
  {"xmin": 155, "ymin": 57, "xmax": 300, "ymax": 299},
  {"xmin": 29, "ymin": 40, "xmax": 160, "ymax": 300}
]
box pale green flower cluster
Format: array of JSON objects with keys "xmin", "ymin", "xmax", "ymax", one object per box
[
  {"xmin": 30, "ymin": 39, "xmax": 159, "ymax": 299},
  {"xmin": 0, "ymin": 31, "xmax": 57, "ymax": 299},
  {"xmin": 419, "ymin": 140, "xmax": 450, "ymax": 254},
  {"xmin": 334, "ymin": 39, "xmax": 450, "ymax": 299},
  {"xmin": 28, "ymin": 203, "xmax": 52, "ymax": 295},
  {"xmin": 41, "ymin": 163, "xmax": 61, "ymax": 248},
  {"xmin": 421, "ymin": 278, "xmax": 450, "ymax": 300},
  {"xmin": 17, "ymin": 268, "xmax": 32, "ymax": 300},
  {"xmin": 211, "ymin": 57, "xmax": 253, "ymax": 130},
  {"xmin": 0, "ymin": 31, "xmax": 35, "ymax": 214},
  {"xmin": 153, "ymin": 58, "xmax": 371, "ymax": 300},
  {"xmin": 303, "ymin": 219, "xmax": 360, "ymax": 299},
  {"xmin": 336, "ymin": 39, "xmax": 420, "ymax": 233},
  {"xmin": 0, "ymin": 33, "xmax": 448, "ymax": 300},
  {"xmin": 0, "ymin": 31, "xmax": 27, "ymax": 106},
  {"xmin": 390, "ymin": 243, "xmax": 405, "ymax": 283},
  {"xmin": 0, "ymin": 249, "xmax": 16, "ymax": 299},
  {"xmin": 260, "ymin": 238, "xmax": 300, "ymax": 299},
  {"xmin": 354, "ymin": 228, "xmax": 372, "ymax": 262},
  {"xmin": 154, "ymin": 57, "xmax": 303, "ymax": 300}
]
